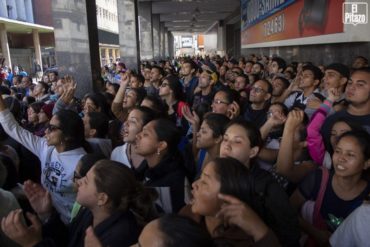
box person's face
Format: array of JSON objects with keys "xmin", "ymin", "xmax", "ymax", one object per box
[
  {"xmin": 44, "ymin": 115, "xmax": 63, "ymax": 146},
  {"xmin": 234, "ymin": 76, "xmax": 247, "ymax": 91},
  {"xmin": 330, "ymin": 121, "xmax": 352, "ymax": 149},
  {"xmin": 181, "ymin": 63, "xmax": 193, "ymax": 76},
  {"xmin": 150, "ymin": 68, "xmax": 162, "ymax": 83},
  {"xmin": 267, "ymin": 104, "xmax": 285, "ymax": 121},
  {"xmin": 245, "ymin": 62, "xmax": 253, "ymax": 74},
  {"xmin": 272, "ymin": 78, "xmax": 286, "ymax": 97},
  {"xmin": 76, "ymin": 167, "xmax": 100, "ymax": 209},
  {"xmin": 352, "ymin": 58, "xmax": 368, "ymax": 69},
  {"xmin": 84, "ymin": 98, "xmax": 99, "ymax": 114},
  {"xmin": 191, "ymin": 162, "xmax": 222, "ymax": 216},
  {"xmin": 211, "ymin": 91, "xmax": 229, "ymax": 115},
  {"xmin": 323, "ymin": 69, "xmax": 344, "ymax": 90},
  {"xmin": 123, "ymin": 109, "xmax": 144, "ymax": 143},
  {"xmin": 106, "ymin": 84, "xmax": 116, "ymax": 96},
  {"xmin": 12, "ymin": 77, "xmax": 19, "ymax": 86},
  {"xmin": 251, "ymin": 64, "xmax": 262, "ymax": 75},
  {"xmin": 196, "ymin": 121, "xmax": 219, "ymax": 149},
  {"xmin": 49, "ymin": 73, "xmax": 56, "ymax": 82},
  {"xmin": 220, "ymin": 124, "xmax": 257, "ymax": 167},
  {"xmin": 33, "ymin": 83, "xmax": 44, "ymax": 97},
  {"xmin": 130, "ymin": 77, "xmax": 141, "ymax": 89},
  {"xmin": 345, "ymin": 71, "xmax": 370, "ymax": 106},
  {"xmin": 131, "ymin": 220, "xmax": 164, "ymax": 247},
  {"xmin": 135, "ymin": 121, "xmax": 160, "ymax": 157},
  {"xmin": 143, "ymin": 68, "xmax": 151, "ymax": 81},
  {"xmin": 27, "ymin": 107, "xmax": 38, "ymax": 124},
  {"xmin": 332, "ymin": 136, "xmax": 368, "ymax": 178},
  {"xmin": 42, "ymin": 75, "xmax": 49, "ymax": 83},
  {"xmin": 199, "ymin": 72, "xmax": 211, "ymax": 89},
  {"xmin": 219, "ymin": 66, "xmax": 227, "ymax": 76},
  {"xmin": 270, "ymin": 61, "xmax": 280, "ymax": 74},
  {"xmin": 21, "ymin": 77, "xmax": 30, "ymax": 88},
  {"xmin": 123, "ymin": 90, "xmax": 138, "ymax": 109},
  {"xmin": 38, "ymin": 110, "xmax": 49, "ymax": 124},
  {"xmin": 55, "ymin": 80, "xmax": 64, "ymax": 95},
  {"xmin": 299, "ymin": 70, "xmax": 317, "ymax": 89},
  {"xmin": 249, "ymin": 80, "xmax": 270, "ymax": 104},
  {"xmin": 158, "ymin": 79, "xmax": 171, "ymax": 97}
]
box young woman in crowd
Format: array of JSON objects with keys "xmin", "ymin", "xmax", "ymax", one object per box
[
  {"xmin": 158, "ymin": 74, "xmax": 189, "ymax": 135},
  {"xmin": 272, "ymin": 109, "xmax": 316, "ymax": 191},
  {"xmin": 111, "ymin": 72, "xmax": 146, "ymax": 123},
  {"xmin": 23, "ymin": 102, "xmax": 44, "ymax": 134},
  {"xmin": 111, "ymin": 106, "xmax": 157, "ymax": 179},
  {"xmin": 182, "ymin": 109, "xmax": 230, "ymax": 174},
  {"xmin": 290, "ymin": 130, "xmax": 370, "ymax": 246},
  {"xmin": 135, "ymin": 118, "xmax": 187, "ymax": 213},
  {"xmin": 34, "ymin": 102, "xmax": 54, "ymax": 137},
  {"xmin": 220, "ymin": 119, "xmax": 301, "ymax": 246},
  {"xmin": 1, "ymin": 160, "xmax": 157, "ymax": 247},
  {"xmin": 211, "ymin": 88, "xmax": 240, "ymax": 119},
  {"xmin": 258, "ymin": 102, "xmax": 288, "ymax": 171},
  {"xmin": 181, "ymin": 157, "xmax": 280, "ymax": 246},
  {"xmin": 0, "ymin": 92, "xmax": 87, "ymax": 223},
  {"xmin": 307, "ymin": 88, "xmax": 360, "ymax": 169}
]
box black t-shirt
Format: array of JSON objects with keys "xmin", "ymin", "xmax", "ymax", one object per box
[
  {"xmin": 242, "ymin": 103, "xmax": 268, "ymax": 128},
  {"xmin": 299, "ymin": 169, "xmax": 370, "ymax": 224}
]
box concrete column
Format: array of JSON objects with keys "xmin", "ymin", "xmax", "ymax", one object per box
[
  {"xmin": 0, "ymin": 24, "xmax": 11, "ymax": 69},
  {"xmin": 168, "ymin": 32, "xmax": 174, "ymax": 58},
  {"xmin": 138, "ymin": 1, "xmax": 153, "ymax": 60},
  {"xmin": 0, "ymin": 1, "xmax": 8, "ymax": 18},
  {"xmin": 217, "ymin": 23, "xmax": 226, "ymax": 57},
  {"xmin": 15, "ymin": 0, "xmax": 26, "ymax": 21},
  {"xmin": 6, "ymin": 0, "xmax": 18, "ymax": 19},
  {"xmin": 112, "ymin": 48, "xmax": 116, "ymax": 62},
  {"xmin": 116, "ymin": 49, "xmax": 120, "ymax": 60},
  {"xmin": 32, "ymin": 29, "xmax": 43, "ymax": 73},
  {"xmin": 159, "ymin": 22, "xmax": 165, "ymax": 58},
  {"xmin": 117, "ymin": 0, "xmax": 140, "ymax": 71},
  {"xmin": 105, "ymin": 48, "xmax": 109, "ymax": 64},
  {"xmin": 24, "ymin": 0, "xmax": 34, "ymax": 23},
  {"xmin": 164, "ymin": 28, "xmax": 169, "ymax": 58},
  {"xmin": 152, "ymin": 14, "xmax": 160, "ymax": 60},
  {"xmin": 51, "ymin": 0, "xmax": 100, "ymax": 96}
]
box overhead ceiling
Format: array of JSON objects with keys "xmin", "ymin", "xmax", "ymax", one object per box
[{"xmin": 140, "ymin": 0, "xmax": 240, "ymax": 35}]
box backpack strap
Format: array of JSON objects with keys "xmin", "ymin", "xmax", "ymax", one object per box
[{"xmin": 313, "ymin": 167, "xmax": 329, "ymax": 225}]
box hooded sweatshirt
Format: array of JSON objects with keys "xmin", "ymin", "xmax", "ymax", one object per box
[{"xmin": 0, "ymin": 109, "xmax": 86, "ymax": 223}]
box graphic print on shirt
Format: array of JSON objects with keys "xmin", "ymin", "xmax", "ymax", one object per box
[{"xmin": 42, "ymin": 161, "xmax": 68, "ymax": 196}]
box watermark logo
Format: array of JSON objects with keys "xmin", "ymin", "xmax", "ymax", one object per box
[{"xmin": 343, "ymin": 2, "xmax": 368, "ymax": 25}]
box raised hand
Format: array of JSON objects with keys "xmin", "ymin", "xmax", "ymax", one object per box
[
  {"xmin": 307, "ymin": 96, "xmax": 322, "ymax": 110},
  {"xmin": 120, "ymin": 72, "xmax": 130, "ymax": 88},
  {"xmin": 23, "ymin": 180, "xmax": 53, "ymax": 220},
  {"xmin": 327, "ymin": 87, "xmax": 341, "ymax": 102},
  {"xmin": 182, "ymin": 105, "xmax": 200, "ymax": 132},
  {"xmin": 216, "ymin": 194, "xmax": 269, "ymax": 242},
  {"xmin": 266, "ymin": 110, "xmax": 287, "ymax": 127},
  {"xmin": 1, "ymin": 209, "xmax": 42, "ymax": 247},
  {"xmin": 285, "ymin": 109, "xmax": 304, "ymax": 131}
]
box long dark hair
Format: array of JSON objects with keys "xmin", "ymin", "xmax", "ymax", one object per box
[
  {"xmin": 163, "ymin": 75, "xmax": 185, "ymax": 102},
  {"xmin": 152, "ymin": 118, "xmax": 181, "ymax": 155},
  {"xmin": 93, "ymin": 160, "xmax": 158, "ymax": 224}
]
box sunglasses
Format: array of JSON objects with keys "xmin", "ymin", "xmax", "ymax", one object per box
[{"xmin": 46, "ymin": 124, "xmax": 61, "ymax": 132}]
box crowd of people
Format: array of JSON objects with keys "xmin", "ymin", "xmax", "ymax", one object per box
[{"xmin": 0, "ymin": 53, "xmax": 369, "ymax": 247}]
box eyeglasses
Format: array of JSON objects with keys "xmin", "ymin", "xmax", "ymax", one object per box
[
  {"xmin": 212, "ymin": 99, "xmax": 229, "ymax": 105},
  {"xmin": 73, "ymin": 171, "xmax": 82, "ymax": 182},
  {"xmin": 251, "ymin": 87, "xmax": 266, "ymax": 94},
  {"xmin": 46, "ymin": 124, "xmax": 61, "ymax": 132}
]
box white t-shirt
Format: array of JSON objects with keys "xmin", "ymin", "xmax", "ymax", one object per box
[
  {"xmin": 110, "ymin": 143, "xmax": 130, "ymax": 167},
  {"xmin": 330, "ymin": 203, "xmax": 370, "ymax": 247}
]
